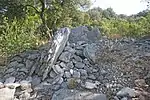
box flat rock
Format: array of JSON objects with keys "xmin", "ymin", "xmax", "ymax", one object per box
[
  {"xmin": 64, "ymin": 71, "xmax": 71, "ymax": 78},
  {"xmin": 59, "ymin": 52, "xmax": 72, "ymax": 63},
  {"xmin": 29, "ymin": 61, "xmax": 39, "ymax": 76},
  {"xmin": 75, "ymin": 62, "xmax": 85, "ymax": 69},
  {"xmin": 52, "ymin": 65, "xmax": 64, "ymax": 75},
  {"xmin": 134, "ymin": 79, "xmax": 148, "ymax": 88},
  {"xmin": 25, "ymin": 60, "xmax": 34, "ymax": 69},
  {"xmin": 49, "ymin": 70, "xmax": 57, "ymax": 78},
  {"xmin": 60, "ymin": 82, "xmax": 68, "ymax": 88},
  {"xmin": 34, "ymin": 81, "xmax": 51, "ymax": 91},
  {"xmin": 10, "ymin": 56, "xmax": 22, "ymax": 63},
  {"xmin": 57, "ymin": 77, "xmax": 64, "ymax": 84},
  {"xmin": 0, "ymin": 82, "xmax": 4, "ymax": 89},
  {"xmin": 70, "ymin": 69, "xmax": 74, "ymax": 75},
  {"xmin": 64, "ymin": 92, "xmax": 106, "ymax": 100},
  {"xmin": 4, "ymin": 77, "xmax": 16, "ymax": 84},
  {"xmin": 0, "ymin": 87, "xmax": 16, "ymax": 100},
  {"xmin": 64, "ymin": 46, "xmax": 75, "ymax": 53},
  {"xmin": 31, "ymin": 76, "xmax": 41, "ymax": 86},
  {"xmin": 19, "ymin": 68, "xmax": 28, "ymax": 73},
  {"xmin": 66, "ymin": 61, "xmax": 74, "ymax": 69},
  {"xmin": 26, "ymin": 76, "xmax": 32, "ymax": 82},
  {"xmin": 19, "ymin": 91, "xmax": 30, "ymax": 100},
  {"xmin": 51, "ymin": 76, "xmax": 64, "ymax": 85},
  {"xmin": 69, "ymin": 26, "xmax": 101, "ymax": 43},
  {"xmin": 117, "ymin": 87, "xmax": 136, "ymax": 97},
  {"xmin": 16, "ymin": 63, "xmax": 25, "ymax": 68},
  {"xmin": 60, "ymin": 62, "xmax": 67, "ymax": 69},
  {"xmin": 77, "ymin": 41, "xmax": 87, "ymax": 46},
  {"xmin": 5, "ymin": 83, "xmax": 20, "ymax": 89},
  {"xmin": 68, "ymin": 26, "xmax": 89, "ymax": 43},
  {"xmin": 88, "ymin": 74, "xmax": 96, "ymax": 80},
  {"xmin": 75, "ymin": 50, "xmax": 84, "ymax": 57},
  {"xmin": 101, "ymin": 69, "xmax": 107, "ymax": 76},
  {"xmin": 73, "ymin": 70, "xmax": 81, "ymax": 78},
  {"xmin": 20, "ymin": 80, "xmax": 32, "ymax": 91},
  {"xmin": 73, "ymin": 55, "xmax": 83, "ymax": 62},
  {"xmin": 27, "ymin": 53, "xmax": 40, "ymax": 60},
  {"xmin": 5, "ymin": 68, "xmax": 15, "ymax": 74},
  {"xmin": 7, "ymin": 61, "xmax": 19, "ymax": 68},
  {"xmin": 78, "ymin": 69, "xmax": 88, "ymax": 79},
  {"xmin": 86, "ymin": 27, "xmax": 101, "ymax": 43},
  {"xmin": 52, "ymin": 89, "xmax": 107, "ymax": 100},
  {"xmin": 84, "ymin": 81, "xmax": 98, "ymax": 89},
  {"xmin": 52, "ymin": 85, "xmax": 60, "ymax": 91},
  {"xmin": 83, "ymin": 43, "xmax": 99, "ymax": 63},
  {"xmin": 121, "ymin": 97, "xmax": 128, "ymax": 100}
]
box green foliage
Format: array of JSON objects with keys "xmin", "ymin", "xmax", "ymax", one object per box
[
  {"xmin": 0, "ymin": 0, "xmax": 92, "ymax": 56},
  {"xmin": 0, "ymin": 17, "xmax": 42, "ymax": 56},
  {"xmin": 88, "ymin": 7, "xmax": 150, "ymax": 38}
]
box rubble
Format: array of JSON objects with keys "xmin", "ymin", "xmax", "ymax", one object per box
[{"xmin": 0, "ymin": 26, "xmax": 150, "ymax": 100}]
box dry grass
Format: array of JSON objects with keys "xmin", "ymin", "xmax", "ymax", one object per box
[
  {"xmin": 0, "ymin": 54, "xmax": 8, "ymax": 66},
  {"xmin": 107, "ymin": 34, "xmax": 122, "ymax": 39}
]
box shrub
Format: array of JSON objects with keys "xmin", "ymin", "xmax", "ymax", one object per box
[{"xmin": 0, "ymin": 17, "xmax": 43, "ymax": 56}]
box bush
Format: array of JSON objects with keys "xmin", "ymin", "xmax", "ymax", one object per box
[{"xmin": 0, "ymin": 17, "xmax": 43, "ymax": 56}]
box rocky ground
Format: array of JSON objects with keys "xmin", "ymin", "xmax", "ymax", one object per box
[{"xmin": 0, "ymin": 26, "xmax": 150, "ymax": 100}]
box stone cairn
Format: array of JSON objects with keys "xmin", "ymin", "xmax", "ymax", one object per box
[{"xmin": 0, "ymin": 26, "xmax": 150, "ymax": 100}]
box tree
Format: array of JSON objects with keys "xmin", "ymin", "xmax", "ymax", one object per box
[
  {"xmin": 105, "ymin": 8, "xmax": 116, "ymax": 18},
  {"xmin": 0, "ymin": 0, "xmax": 91, "ymax": 38},
  {"xmin": 102, "ymin": 8, "xmax": 116, "ymax": 19},
  {"xmin": 118, "ymin": 14, "xmax": 128, "ymax": 19},
  {"xmin": 87, "ymin": 7, "xmax": 103, "ymax": 21}
]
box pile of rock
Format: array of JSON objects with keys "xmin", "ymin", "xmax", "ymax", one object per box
[
  {"xmin": 0, "ymin": 26, "xmax": 150, "ymax": 100},
  {"xmin": 0, "ymin": 77, "xmax": 32, "ymax": 100},
  {"xmin": 0, "ymin": 26, "xmax": 107, "ymax": 100}
]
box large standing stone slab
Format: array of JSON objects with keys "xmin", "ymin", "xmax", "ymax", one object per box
[
  {"xmin": 87, "ymin": 27, "xmax": 101, "ymax": 43},
  {"xmin": 42, "ymin": 27, "xmax": 70, "ymax": 80},
  {"xmin": 69, "ymin": 26, "xmax": 101, "ymax": 43},
  {"xmin": 69, "ymin": 26, "xmax": 89, "ymax": 43}
]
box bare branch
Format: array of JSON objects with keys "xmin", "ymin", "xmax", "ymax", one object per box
[{"xmin": 25, "ymin": 4, "xmax": 40, "ymax": 14}]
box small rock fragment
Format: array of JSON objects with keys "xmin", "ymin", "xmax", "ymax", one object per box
[
  {"xmin": 84, "ymin": 81, "xmax": 98, "ymax": 89},
  {"xmin": 117, "ymin": 87, "xmax": 136, "ymax": 97},
  {"xmin": 4, "ymin": 77, "xmax": 16, "ymax": 84}
]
